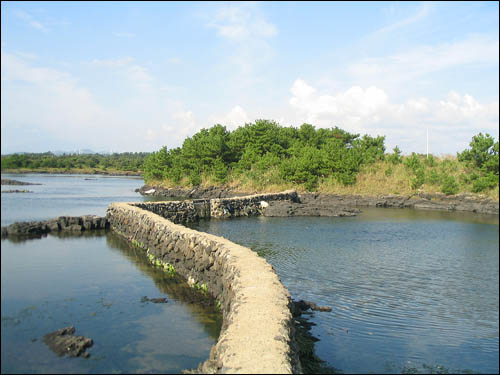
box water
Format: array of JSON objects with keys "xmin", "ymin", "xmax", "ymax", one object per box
[
  {"xmin": 1, "ymin": 174, "xmax": 222, "ymax": 373},
  {"xmin": 1, "ymin": 173, "xmax": 148, "ymax": 226},
  {"xmin": 189, "ymin": 208, "xmax": 499, "ymax": 374}
]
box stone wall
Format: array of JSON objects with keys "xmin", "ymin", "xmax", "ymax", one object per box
[
  {"xmin": 106, "ymin": 202, "xmax": 300, "ymax": 374},
  {"xmin": 210, "ymin": 190, "xmax": 299, "ymax": 218},
  {"xmin": 132, "ymin": 199, "xmax": 211, "ymax": 224},
  {"xmin": 131, "ymin": 190, "xmax": 299, "ymax": 222}
]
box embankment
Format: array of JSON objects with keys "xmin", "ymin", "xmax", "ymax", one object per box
[
  {"xmin": 137, "ymin": 185, "xmax": 498, "ymax": 215},
  {"xmin": 107, "ymin": 193, "xmax": 302, "ymax": 373}
]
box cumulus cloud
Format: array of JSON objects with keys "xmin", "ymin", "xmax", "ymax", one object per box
[
  {"xmin": 288, "ymin": 79, "xmax": 499, "ymax": 154},
  {"xmin": 209, "ymin": 105, "xmax": 250, "ymax": 130}
]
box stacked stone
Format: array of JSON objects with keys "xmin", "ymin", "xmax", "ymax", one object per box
[
  {"xmin": 210, "ymin": 190, "xmax": 299, "ymax": 218},
  {"xmin": 132, "ymin": 200, "xmax": 211, "ymax": 223},
  {"xmin": 1, "ymin": 215, "xmax": 108, "ymax": 237},
  {"xmin": 106, "ymin": 202, "xmax": 300, "ymax": 374}
]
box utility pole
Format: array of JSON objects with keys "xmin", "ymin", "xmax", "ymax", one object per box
[{"xmin": 426, "ymin": 128, "xmax": 429, "ymax": 159}]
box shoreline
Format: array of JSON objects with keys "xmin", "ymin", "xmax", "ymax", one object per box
[
  {"xmin": 1, "ymin": 169, "xmax": 142, "ymax": 177},
  {"xmin": 136, "ymin": 184, "xmax": 499, "ymax": 216}
]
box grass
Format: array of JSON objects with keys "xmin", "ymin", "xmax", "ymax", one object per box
[{"xmin": 147, "ymin": 155, "xmax": 499, "ymax": 201}]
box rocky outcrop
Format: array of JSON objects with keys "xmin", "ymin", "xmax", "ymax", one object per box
[
  {"xmin": 1, "ymin": 215, "xmax": 109, "ymax": 238},
  {"xmin": 1, "ymin": 178, "xmax": 41, "ymax": 185},
  {"xmin": 43, "ymin": 326, "xmax": 93, "ymax": 358},
  {"xmin": 262, "ymin": 200, "xmax": 360, "ymax": 217},
  {"xmin": 137, "ymin": 184, "xmax": 498, "ymax": 215},
  {"xmin": 106, "ymin": 202, "xmax": 301, "ymax": 374},
  {"xmin": 299, "ymin": 192, "xmax": 499, "ymax": 215}
]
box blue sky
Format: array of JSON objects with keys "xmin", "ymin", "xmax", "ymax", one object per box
[{"xmin": 1, "ymin": 1, "xmax": 498, "ymax": 155}]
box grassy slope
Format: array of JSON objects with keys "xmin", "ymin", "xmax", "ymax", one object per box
[{"xmin": 147, "ymin": 155, "xmax": 499, "ymax": 201}]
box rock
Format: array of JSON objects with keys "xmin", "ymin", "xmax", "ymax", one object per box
[
  {"xmin": 43, "ymin": 326, "xmax": 93, "ymax": 358},
  {"xmin": 292, "ymin": 299, "xmax": 332, "ymax": 313},
  {"xmin": 149, "ymin": 298, "xmax": 168, "ymax": 303},
  {"xmin": 2, "ymin": 189, "xmax": 33, "ymax": 193},
  {"xmin": 141, "ymin": 296, "xmax": 168, "ymax": 303},
  {"xmin": 1, "ymin": 215, "xmax": 109, "ymax": 238},
  {"xmin": 1, "ymin": 179, "xmax": 41, "ymax": 186}
]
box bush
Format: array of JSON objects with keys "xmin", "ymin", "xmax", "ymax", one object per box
[
  {"xmin": 387, "ymin": 146, "xmax": 403, "ymax": 165},
  {"xmin": 441, "ymin": 175, "xmax": 459, "ymax": 195},
  {"xmin": 472, "ymin": 174, "xmax": 499, "ymax": 193},
  {"xmin": 411, "ymin": 167, "xmax": 425, "ymax": 190},
  {"xmin": 404, "ymin": 153, "xmax": 423, "ymax": 173},
  {"xmin": 427, "ymin": 169, "xmax": 441, "ymax": 185}
]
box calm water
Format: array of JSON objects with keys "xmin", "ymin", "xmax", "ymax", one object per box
[
  {"xmin": 189, "ymin": 209, "xmax": 499, "ymax": 374},
  {"xmin": 1, "ymin": 174, "xmax": 222, "ymax": 374},
  {"xmin": 1, "ymin": 173, "xmax": 147, "ymax": 226}
]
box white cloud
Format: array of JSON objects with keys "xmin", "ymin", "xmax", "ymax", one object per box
[
  {"xmin": 208, "ymin": 4, "xmax": 277, "ymax": 41},
  {"xmin": 210, "ymin": 105, "xmax": 250, "ymax": 130},
  {"xmin": 1, "ymin": 52, "xmax": 105, "ymax": 135},
  {"xmin": 204, "ymin": 3, "xmax": 277, "ymax": 89},
  {"xmin": 88, "ymin": 57, "xmax": 153, "ymax": 91},
  {"xmin": 370, "ymin": 2, "xmax": 434, "ymax": 39},
  {"xmin": 349, "ymin": 34, "xmax": 499, "ymax": 88},
  {"xmin": 288, "ymin": 79, "xmax": 499, "ymax": 154},
  {"xmin": 13, "ymin": 10, "xmax": 49, "ymax": 32}
]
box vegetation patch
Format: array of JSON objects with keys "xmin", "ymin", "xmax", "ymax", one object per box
[{"xmin": 140, "ymin": 121, "xmax": 498, "ymax": 200}]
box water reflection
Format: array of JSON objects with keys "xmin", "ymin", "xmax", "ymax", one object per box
[
  {"xmin": 105, "ymin": 232, "xmax": 222, "ymax": 339},
  {"xmin": 191, "ymin": 208, "xmax": 499, "ymax": 374},
  {"xmin": 1, "ymin": 231, "xmax": 221, "ymax": 374}
]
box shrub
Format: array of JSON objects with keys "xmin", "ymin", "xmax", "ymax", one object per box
[
  {"xmin": 472, "ymin": 174, "xmax": 499, "ymax": 193},
  {"xmin": 404, "ymin": 153, "xmax": 423, "ymax": 173},
  {"xmin": 387, "ymin": 146, "xmax": 403, "ymax": 165},
  {"xmin": 441, "ymin": 175, "xmax": 459, "ymax": 195},
  {"xmin": 411, "ymin": 167, "xmax": 425, "ymax": 190},
  {"xmin": 427, "ymin": 169, "xmax": 441, "ymax": 185}
]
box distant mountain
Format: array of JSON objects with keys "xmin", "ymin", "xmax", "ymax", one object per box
[{"xmin": 52, "ymin": 149, "xmax": 98, "ymax": 155}]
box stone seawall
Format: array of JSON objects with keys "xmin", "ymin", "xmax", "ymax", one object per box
[
  {"xmin": 132, "ymin": 190, "xmax": 299, "ymax": 222},
  {"xmin": 106, "ymin": 202, "xmax": 300, "ymax": 374},
  {"xmin": 132, "ymin": 199, "xmax": 211, "ymax": 224},
  {"xmin": 210, "ymin": 190, "xmax": 299, "ymax": 218}
]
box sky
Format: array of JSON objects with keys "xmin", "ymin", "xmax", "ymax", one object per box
[{"xmin": 1, "ymin": 1, "xmax": 498, "ymax": 155}]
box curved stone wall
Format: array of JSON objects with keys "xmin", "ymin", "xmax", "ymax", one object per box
[{"xmin": 106, "ymin": 201, "xmax": 300, "ymax": 374}]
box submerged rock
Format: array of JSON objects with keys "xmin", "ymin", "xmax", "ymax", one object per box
[
  {"xmin": 1, "ymin": 178, "xmax": 41, "ymax": 186},
  {"xmin": 2, "ymin": 189, "xmax": 33, "ymax": 193},
  {"xmin": 43, "ymin": 326, "xmax": 93, "ymax": 358},
  {"xmin": 141, "ymin": 296, "xmax": 168, "ymax": 303}
]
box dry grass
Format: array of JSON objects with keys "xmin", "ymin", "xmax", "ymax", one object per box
[{"xmin": 144, "ymin": 156, "xmax": 498, "ymax": 201}]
